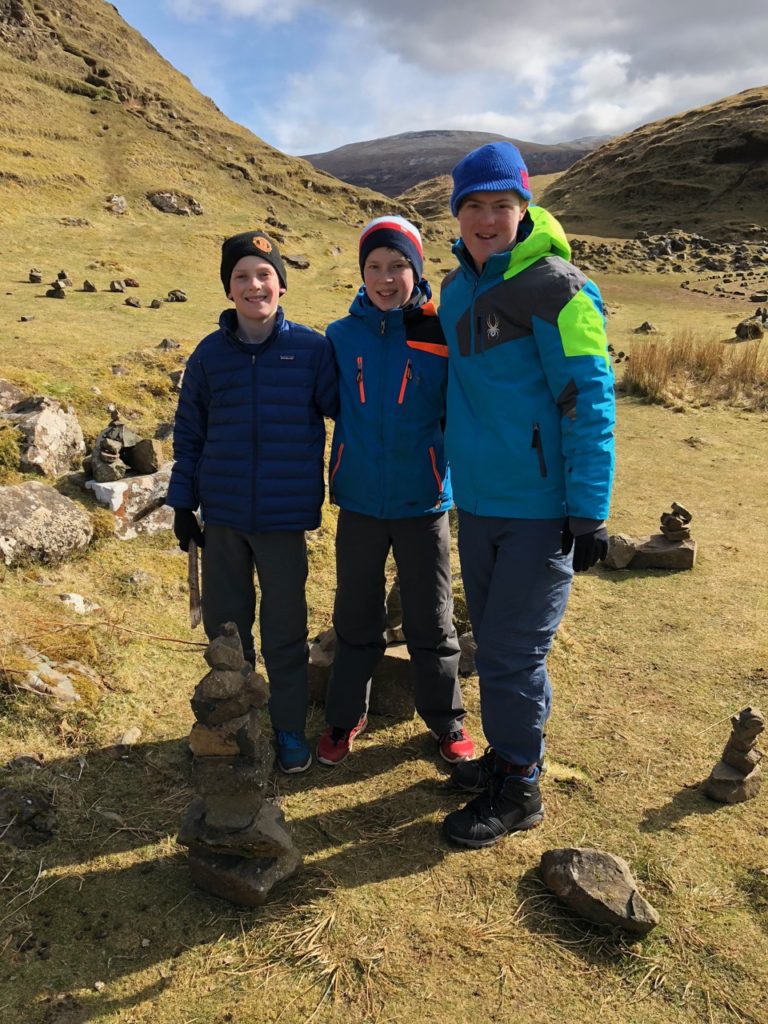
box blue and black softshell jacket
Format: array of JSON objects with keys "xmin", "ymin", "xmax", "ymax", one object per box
[
  {"xmin": 167, "ymin": 307, "xmax": 339, "ymax": 532},
  {"xmin": 439, "ymin": 205, "xmax": 615, "ymax": 521},
  {"xmin": 327, "ymin": 287, "xmax": 452, "ymax": 519}
]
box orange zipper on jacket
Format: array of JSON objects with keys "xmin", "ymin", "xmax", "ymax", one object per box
[
  {"xmin": 356, "ymin": 356, "xmax": 366, "ymax": 403},
  {"xmin": 397, "ymin": 359, "xmax": 412, "ymax": 405},
  {"xmin": 428, "ymin": 446, "xmax": 443, "ymax": 508},
  {"xmin": 329, "ymin": 442, "xmax": 344, "ymax": 502}
]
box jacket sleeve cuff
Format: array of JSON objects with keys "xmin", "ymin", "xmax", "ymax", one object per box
[{"xmin": 568, "ymin": 516, "xmax": 605, "ymax": 536}]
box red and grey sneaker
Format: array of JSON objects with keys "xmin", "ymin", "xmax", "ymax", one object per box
[
  {"xmin": 316, "ymin": 715, "xmax": 367, "ymax": 766},
  {"xmin": 430, "ymin": 726, "xmax": 475, "ymax": 764}
]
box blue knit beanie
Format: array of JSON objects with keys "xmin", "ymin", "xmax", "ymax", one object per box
[
  {"xmin": 359, "ymin": 215, "xmax": 424, "ymax": 281},
  {"xmin": 450, "ymin": 142, "xmax": 532, "ymax": 216}
]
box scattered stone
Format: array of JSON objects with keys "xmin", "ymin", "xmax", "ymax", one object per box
[
  {"xmin": 540, "ymin": 848, "xmax": 660, "ymax": 935},
  {"xmin": 177, "ymin": 624, "xmax": 301, "ymax": 906},
  {"xmin": 736, "ymin": 318, "xmax": 764, "ymax": 340},
  {"xmin": 0, "ymin": 787, "xmax": 57, "ymax": 848},
  {"xmin": 124, "ymin": 296, "xmax": 141, "ymax": 308},
  {"xmin": 704, "ymin": 707, "xmax": 764, "ymax": 803},
  {"xmin": 83, "ymin": 279, "xmax": 97, "ymax": 292},
  {"xmin": 150, "ymin": 298, "xmax": 163, "ymax": 309},
  {"xmin": 109, "ymin": 280, "xmax": 125, "ymax": 293},
  {"xmin": 147, "ymin": 191, "xmax": 203, "ymax": 216},
  {"xmin": 57, "ymin": 271, "xmax": 73, "ymax": 287},
  {"xmin": 169, "ymin": 369, "xmax": 184, "ymax": 392},
  {"xmin": 110, "ymin": 364, "xmax": 129, "ymax": 376},
  {"xmin": 283, "ymin": 254, "xmax": 310, "ymax": 270},
  {"xmin": 4, "ymin": 753, "xmax": 44, "ymax": 770},
  {"xmin": 11, "ymin": 643, "xmax": 102, "ymax": 705},
  {"xmin": 604, "ymin": 534, "xmax": 637, "ymax": 570},
  {"xmin": 45, "ymin": 281, "xmax": 66, "ymax": 298},
  {"xmin": 154, "ymin": 422, "xmax": 174, "ymax": 441},
  {"xmin": 157, "ymin": 337, "xmax": 180, "ymax": 350},
  {"xmin": 107, "ymin": 194, "xmax": 127, "ymax": 215},
  {"xmin": 19, "ymin": 315, "xmax": 34, "ymax": 322},
  {"xmin": 117, "ymin": 726, "xmax": 142, "ymax": 747},
  {"xmin": 0, "ymin": 483, "xmax": 93, "ymax": 566},
  {"xmin": 123, "ymin": 277, "xmax": 140, "ymax": 288},
  {"xmin": 58, "ymin": 593, "xmax": 100, "ymax": 615},
  {"xmin": 0, "ymin": 379, "xmax": 25, "ymax": 411},
  {"xmin": 3, "ymin": 395, "xmax": 85, "ymax": 476},
  {"xmin": 28, "ymin": 268, "xmax": 42, "ymax": 284},
  {"xmin": 750, "ymin": 292, "xmax": 768, "ymax": 303},
  {"xmin": 167, "ymin": 289, "xmax": 187, "ymax": 302},
  {"xmin": 634, "ymin": 321, "xmax": 657, "ymax": 333}
]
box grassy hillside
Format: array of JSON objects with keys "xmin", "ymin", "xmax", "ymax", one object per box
[
  {"xmin": 541, "ymin": 87, "xmax": 768, "ymax": 237},
  {"xmin": 1, "ymin": 6, "xmax": 767, "ymax": 1024}
]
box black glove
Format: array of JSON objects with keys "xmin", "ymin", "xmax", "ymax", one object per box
[
  {"xmin": 173, "ymin": 509, "xmax": 204, "ymax": 552},
  {"xmin": 561, "ymin": 520, "xmax": 608, "ymax": 572}
]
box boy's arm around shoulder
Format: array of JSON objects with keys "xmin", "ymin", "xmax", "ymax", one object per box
[
  {"xmin": 166, "ymin": 346, "xmax": 210, "ymax": 510},
  {"xmin": 531, "ymin": 269, "xmax": 615, "ymax": 521}
]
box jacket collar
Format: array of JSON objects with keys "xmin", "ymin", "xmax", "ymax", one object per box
[
  {"xmin": 218, "ymin": 306, "xmax": 286, "ymax": 351},
  {"xmin": 347, "ymin": 281, "xmax": 433, "ymax": 330}
]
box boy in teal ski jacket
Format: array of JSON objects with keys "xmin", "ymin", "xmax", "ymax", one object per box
[{"xmin": 439, "ymin": 142, "xmax": 615, "ymax": 847}]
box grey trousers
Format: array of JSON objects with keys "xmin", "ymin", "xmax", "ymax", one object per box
[
  {"xmin": 201, "ymin": 524, "xmax": 309, "ymax": 732},
  {"xmin": 327, "ymin": 509, "xmax": 464, "ymax": 733}
]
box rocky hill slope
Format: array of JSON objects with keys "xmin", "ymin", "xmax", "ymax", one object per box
[
  {"xmin": 540, "ymin": 87, "xmax": 768, "ymax": 238},
  {"xmin": 0, "ymin": 0, "xmax": 405, "ymax": 230},
  {"xmin": 303, "ymin": 130, "xmax": 606, "ymax": 197}
]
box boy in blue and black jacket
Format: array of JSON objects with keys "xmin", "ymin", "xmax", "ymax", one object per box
[
  {"xmin": 439, "ymin": 143, "xmax": 616, "ymax": 848},
  {"xmin": 317, "ymin": 216, "xmax": 473, "ymax": 767},
  {"xmin": 167, "ymin": 231, "xmax": 338, "ymax": 774}
]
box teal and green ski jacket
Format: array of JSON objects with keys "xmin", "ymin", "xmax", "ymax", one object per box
[{"xmin": 439, "ymin": 205, "xmax": 615, "ymax": 521}]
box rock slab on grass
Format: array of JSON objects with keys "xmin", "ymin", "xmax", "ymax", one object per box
[
  {"xmin": 0, "ymin": 482, "xmax": 93, "ymax": 566},
  {"xmin": 4, "ymin": 396, "xmax": 85, "ymax": 477},
  {"xmin": 606, "ymin": 533, "xmax": 696, "ymax": 570},
  {"xmin": 539, "ymin": 847, "xmax": 660, "ymax": 935},
  {"xmin": 188, "ymin": 847, "xmax": 300, "ymax": 908}
]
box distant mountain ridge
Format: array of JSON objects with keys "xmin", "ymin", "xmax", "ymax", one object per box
[{"xmin": 302, "ymin": 130, "xmax": 610, "ymax": 197}]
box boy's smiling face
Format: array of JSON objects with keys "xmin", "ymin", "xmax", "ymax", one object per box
[
  {"xmin": 228, "ymin": 255, "xmax": 284, "ymax": 327},
  {"xmin": 363, "ymin": 246, "xmax": 416, "ymax": 311},
  {"xmin": 457, "ymin": 190, "xmax": 529, "ymax": 269}
]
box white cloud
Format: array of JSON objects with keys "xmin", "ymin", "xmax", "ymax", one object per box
[{"xmin": 145, "ymin": 0, "xmax": 767, "ymax": 151}]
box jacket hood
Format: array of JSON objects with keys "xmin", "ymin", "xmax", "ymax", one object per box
[{"xmin": 452, "ymin": 205, "xmax": 571, "ymax": 278}]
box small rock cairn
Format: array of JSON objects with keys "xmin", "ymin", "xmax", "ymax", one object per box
[
  {"xmin": 85, "ymin": 406, "xmax": 161, "ymax": 482},
  {"xmin": 177, "ymin": 623, "xmax": 301, "ymax": 906},
  {"xmin": 704, "ymin": 706, "xmax": 764, "ymax": 804}
]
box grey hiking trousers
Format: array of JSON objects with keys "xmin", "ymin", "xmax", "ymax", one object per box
[
  {"xmin": 201, "ymin": 524, "xmax": 309, "ymax": 732},
  {"xmin": 326, "ymin": 509, "xmax": 464, "ymax": 733}
]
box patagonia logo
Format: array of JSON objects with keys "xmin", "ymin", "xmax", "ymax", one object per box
[
  {"xmin": 280, "ymin": 354, "xmax": 294, "ymax": 360},
  {"xmin": 253, "ymin": 235, "xmax": 272, "ymax": 253},
  {"xmin": 486, "ymin": 312, "xmax": 501, "ymax": 341}
]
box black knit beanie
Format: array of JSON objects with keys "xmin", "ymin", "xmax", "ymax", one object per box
[{"xmin": 220, "ymin": 231, "xmax": 287, "ymax": 293}]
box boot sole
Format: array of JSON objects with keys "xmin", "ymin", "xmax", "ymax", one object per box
[
  {"xmin": 443, "ymin": 810, "xmax": 544, "ymax": 848},
  {"xmin": 277, "ymin": 753, "xmax": 312, "ymax": 774}
]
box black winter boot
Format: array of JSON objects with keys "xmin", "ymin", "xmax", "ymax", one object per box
[{"xmin": 442, "ymin": 772, "xmax": 544, "ymax": 848}]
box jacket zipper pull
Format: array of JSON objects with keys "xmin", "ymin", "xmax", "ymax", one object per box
[
  {"xmin": 356, "ymin": 356, "xmax": 366, "ymax": 403},
  {"xmin": 397, "ymin": 359, "xmax": 412, "ymax": 405},
  {"xmin": 380, "ymin": 318, "xmax": 386, "ymax": 336}
]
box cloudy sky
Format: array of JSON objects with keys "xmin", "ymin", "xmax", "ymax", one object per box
[{"xmin": 116, "ymin": 0, "xmax": 767, "ymax": 155}]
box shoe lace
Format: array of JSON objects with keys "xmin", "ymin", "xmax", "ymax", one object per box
[
  {"xmin": 276, "ymin": 730, "xmax": 305, "ymax": 749},
  {"xmin": 443, "ymin": 728, "xmax": 467, "ymax": 743}
]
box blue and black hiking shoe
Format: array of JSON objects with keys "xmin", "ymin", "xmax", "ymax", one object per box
[
  {"xmin": 274, "ymin": 730, "xmax": 312, "ymax": 774},
  {"xmin": 442, "ymin": 773, "xmax": 544, "ymax": 848},
  {"xmin": 450, "ymin": 747, "xmax": 546, "ymax": 793}
]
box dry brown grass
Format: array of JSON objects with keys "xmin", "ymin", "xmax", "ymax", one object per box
[{"xmin": 622, "ymin": 328, "xmax": 768, "ymax": 409}]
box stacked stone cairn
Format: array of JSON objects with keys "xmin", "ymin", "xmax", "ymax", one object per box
[
  {"xmin": 84, "ymin": 406, "xmax": 162, "ymax": 482},
  {"xmin": 177, "ymin": 623, "xmax": 301, "ymax": 906},
  {"xmin": 704, "ymin": 706, "xmax": 764, "ymax": 804},
  {"xmin": 659, "ymin": 501, "xmax": 692, "ymax": 541}
]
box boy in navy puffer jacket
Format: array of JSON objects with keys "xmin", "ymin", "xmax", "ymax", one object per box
[
  {"xmin": 317, "ymin": 216, "xmax": 473, "ymax": 767},
  {"xmin": 167, "ymin": 231, "xmax": 338, "ymax": 775}
]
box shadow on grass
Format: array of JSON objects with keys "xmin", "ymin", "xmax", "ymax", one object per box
[
  {"xmin": 638, "ymin": 781, "xmax": 725, "ymax": 832},
  {"xmin": 1, "ymin": 730, "xmax": 463, "ymax": 1023}
]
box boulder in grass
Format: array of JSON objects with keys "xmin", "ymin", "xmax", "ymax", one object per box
[
  {"xmin": 0, "ymin": 482, "xmax": 93, "ymax": 566},
  {"xmin": 85, "ymin": 462, "xmax": 173, "ymax": 539},
  {"xmin": 736, "ymin": 318, "xmax": 764, "ymax": 341},
  {"xmin": 540, "ymin": 847, "xmax": 660, "ymax": 935},
  {"xmin": 4, "ymin": 396, "xmax": 85, "ymax": 477}
]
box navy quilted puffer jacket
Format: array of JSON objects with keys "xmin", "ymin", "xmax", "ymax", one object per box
[{"xmin": 167, "ymin": 308, "xmax": 339, "ymax": 532}]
